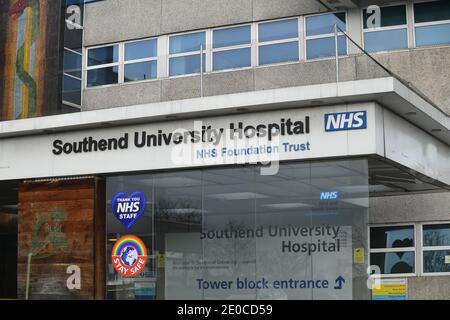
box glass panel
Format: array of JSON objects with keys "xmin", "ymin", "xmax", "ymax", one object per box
[
  {"xmin": 423, "ymin": 224, "xmax": 450, "ymax": 247},
  {"xmin": 258, "ymin": 18, "xmax": 299, "ymax": 42},
  {"xmin": 169, "ymin": 54, "xmax": 205, "ymax": 76},
  {"xmin": 423, "ymin": 250, "xmax": 450, "ymax": 273},
  {"xmin": 63, "ymin": 50, "xmax": 82, "ymax": 78},
  {"xmin": 363, "ymin": 5, "xmax": 407, "ymax": 29},
  {"xmin": 306, "ymin": 36, "xmax": 346, "ymax": 60},
  {"xmin": 370, "ymin": 226, "xmax": 414, "ymax": 249},
  {"xmin": 87, "ymin": 66, "xmax": 119, "ymax": 87},
  {"xmin": 62, "ymin": 75, "xmax": 81, "ymax": 105},
  {"xmin": 364, "ymin": 29, "xmax": 408, "ymax": 52},
  {"xmin": 169, "ymin": 32, "xmax": 206, "ymax": 54},
  {"xmin": 106, "ymin": 159, "xmax": 370, "ymax": 300},
  {"xmin": 415, "ymin": 23, "xmax": 450, "ymax": 47},
  {"xmin": 414, "ymin": 1, "xmax": 450, "ymax": 23},
  {"xmin": 125, "ymin": 39, "xmax": 157, "ymax": 61},
  {"xmin": 213, "ymin": 25, "xmax": 251, "ymax": 48},
  {"xmin": 370, "ymin": 252, "xmax": 415, "ymax": 274},
  {"xmin": 306, "ymin": 12, "xmax": 346, "ymax": 36},
  {"xmin": 124, "ymin": 61, "xmax": 157, "ymax": 82},
  {"xmin": 213, "ymin": 48, "xmax": 251, "ymax": 71},
  {"xmin": 88, "ymin": 45, "xmax": 119, "ymax": 66},
  {"xmin": 106, "ymin": 175, "xmax": 155, "ymax": 300},
  {"xmin": 259, "ymin": 41, "xmax": 299, "ymax": 65}
]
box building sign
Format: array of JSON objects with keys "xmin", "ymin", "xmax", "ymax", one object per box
[
  {"xmin": 112, "ymin": 235, "xmax": 148, "ymax": 277},
  {"xmin": 111, "ymin": 191, "xmax": 147, "ymax": 229},
  {"xmin": 165, "ymin": 225, "xmax": 352, "ymax": 300},
  {"xmin": 372, "ymin": 278, "xmax": 407, "ymax": 300},
  {"xmin": 0, "ymin": 103, "xmax": 379, "ymax": 180},
  {"xmin": 324, "ymin": 111, "xmax": 367, "ymax": 132}
]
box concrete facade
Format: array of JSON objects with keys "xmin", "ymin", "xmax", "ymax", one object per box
[{"xmin": 82, "ymin": 1, "xmax": 450, "ymax": 115}]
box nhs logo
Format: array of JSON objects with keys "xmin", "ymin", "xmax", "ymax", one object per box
[
  {"xmin": 324, "ymin": 111, "xmax": 367, "ymax": 132},
  {"xmin": 320, "ymin": 191, "xmax": 340, "ymax": 201}
]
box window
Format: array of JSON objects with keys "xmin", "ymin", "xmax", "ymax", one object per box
[
  {"xmin": 414, "ymin": 0, "xmax": 450, "ymax": 47},
  {"xmin": 87, "ymin": 44, "xmax": 119, "ymax": 87},
  {"xmin": 63, "ymin": 48, "xmax": 83, "ymax": 106},
  {"xmin": 363, "ymin": 5, "xmax": 408, "ymax": 52},
  {"xmin": 305, "ymin": 12, "xmax": 347, "ymax": 60},
  {"xmin": 169, "ymin": 31, "xmax": 206, "ymax": 76},
  {"xmin": 369, "ymin": 225, "xmax": 416, "ymax": 275},
  {"xmin": 86, "ymin": 39, "xmax": 158, "ymax": 87},
  {"xmin": 258, "ymin": 18, "xmax": 299, "ymax": 65},
  {"xmin": 212, "ymin": 25, "xmax": 251, "ymax": 71},
  {"xmin": 422, "ymin": 223, "xmax": 450, "ymax": 274},
  {"xmin": 124, "ymin": 39, "xmax": 158, "ymax": 82}
]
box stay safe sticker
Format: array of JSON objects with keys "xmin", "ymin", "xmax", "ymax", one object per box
[
  {"xmin": 112, "ymin": 191, "xmax": 147, "ymax": 229},
  {"xmin": 112, "ymin": 235, "xmax": 148, "ymax": 277}
]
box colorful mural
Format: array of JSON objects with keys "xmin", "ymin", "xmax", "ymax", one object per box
[{"xmin": 1, "ymin": 0, "xmax": 48, "ymax": 120}]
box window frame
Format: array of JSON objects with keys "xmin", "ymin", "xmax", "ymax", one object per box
[
  {"xmin": 167, "ymin": 30, "xmax": 207, "ymax": 78},
  {"xmin": 85, "ymin": 38, "xmax": 159, "ymax": 89},
  {"xmin": 412, "ymin": 0, "xmax": 450, "ymax": 48},
  {"xmin": 63, "ymin": 47, "xmax": 83, "ymax": 108},
  {"xmin": 85, "ymin": 43, "xmax": 121, "ymax": 89},
  {"xmin": 420, "ymin": 222, "xmax": 450, "ymax": 276},
  {"xmin": 211, "ymin": 23, "xmax": 253, "ymax": 72},
  {"xmin": 361, "ymin": 2, "xmax": 410, "ymax": 53},
  {"xmin": 256, "ymin": 16, "xmax": 302, "ymax": 67},
  {"xmin": 304, "ymin": 11, "xmax": 348, "ymax": 61},
  {"xmin": 368, "ymin": 223, "xmax": 418, "ymax": 278},
  {"xmin": 123, "ymin": 38, "xmax": 158, "ymax": 83}
]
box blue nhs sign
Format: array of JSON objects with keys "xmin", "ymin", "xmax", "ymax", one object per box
[{"xmin": 324, "ymin": 111, "xmax": 367, "ymax": 132}]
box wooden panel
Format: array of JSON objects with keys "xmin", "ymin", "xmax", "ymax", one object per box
[{"xmin": 17, "ymin": 178, "xmax": 100, "ymax": 300}]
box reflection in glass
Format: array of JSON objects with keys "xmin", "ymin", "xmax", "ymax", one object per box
[
  {"xmin": 370, "ymin": 226, "xmax": 414, "ymax": 249},
  {"xmin": 213, "ymin": 48, "xmax": 251, "ymax": 71},
  {"xmin": 88, "ymin": 45, "xmax": 119, "ymax": 66},
  {"xmin": 306, "ymin": 13, "xmax": 346, "ymax": 36},
  {"xmin": 125, "ymin": 39, "xmax": 157, "ymax": 61},
  {"xmin": 306, "ymin": 36, "xmax": 346, "ymax": 59},
  {"xmin": 423, "ymin": 250, "xmax": 450, "ymax": 273},
  {"xmin": 259, "ymin": 18, "xmax": 299, "ymax": 42},
  {"xmin": 213, "ymin": 25, "xmax": 251, "ymax": 48},
  {"xmin": 87, "ymin": 66, "xmax": 119, "ymax": 87},
  {"xmin": 414, "ymin": 1, "xmax": 450, "ymax": 23},
  {"xmin": 105, "ymin": 159, "xmax": 370, "ymax": 300},
  {"xmin": 62, "ymin": 75, "xmax": 81, "ymax": 105},
  {"xmin": 415, "ymin": 23, "xmax": 450, "ymax": 47},
  {"xmin": 259, "ymin": 42, "xmax": 299, "ymax": 65},
  {"xmin": 423, "ymin": 224, "xmax": 450, "ymax": 247},
  {"xmin": 364, "ymin": 29, "xmax": 408, "ymax": 52},
  {"xmin": 169, "ymin": 54, "xmax": 206, "ymax": 76},
  {"xmin": 370, "ymin": 252, "xmax": 415, "ymax": 274},
  {"xmin": 124, "ymin": 61, "xmax": 157, "ymax": 82},
  {"xmin": 63, "ymin": 50, "xmax": 82, "ymax": 78},
  {"xmin": 169, "ymin": 32, "xmax": 206, "ymax": 54}
]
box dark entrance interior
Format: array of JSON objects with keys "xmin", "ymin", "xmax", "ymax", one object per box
[{"xmin": 0, "ymin": 181, "xmax": 18, "ymax": 299}]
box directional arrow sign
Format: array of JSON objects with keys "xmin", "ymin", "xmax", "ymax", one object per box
[{"xmin": 334, "ymin": 276, "xmax": 345, "ymax": 290}]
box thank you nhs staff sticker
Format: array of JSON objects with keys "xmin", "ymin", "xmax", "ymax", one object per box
[
  {"xmin": 112, "ymin": 191, "xmax": 147, "ymax": 229},
  {"xmin": 112, "ymin": 235, "xmax": 148, "ymax": 277}
]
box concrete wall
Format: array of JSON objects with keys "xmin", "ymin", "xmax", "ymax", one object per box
[
  {"xmin": 370, "ymin": 191, "xmax": 450, "ymax": 224},
  {"xmin": 83, "ymin": 47, "xmax": 450, "ymax": 114},
  {"xmin": 83, "ymin": 0, "xmax": 326, "ymax": 45}
]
